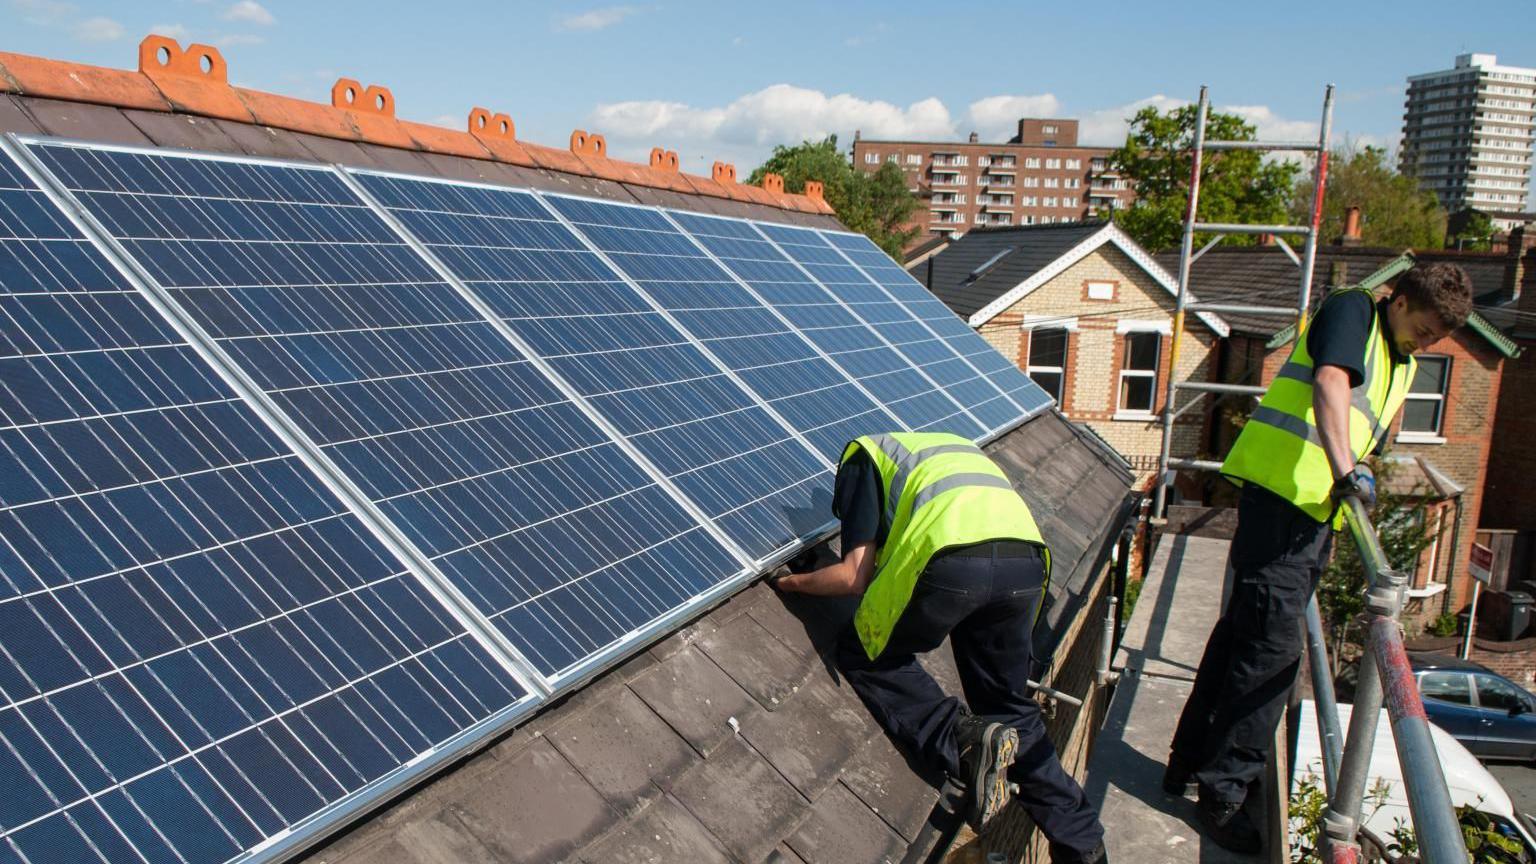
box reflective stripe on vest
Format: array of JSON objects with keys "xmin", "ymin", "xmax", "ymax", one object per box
[
  {"xmin": 842, "ymin": 432, "xmax": 1049, "ymax": 660},
  {"xmin": 1221, "ymin": 288, "xmax": 1416, "ymax": 524}
]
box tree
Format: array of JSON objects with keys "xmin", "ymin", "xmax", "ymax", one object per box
[
  {"xmin": 1448, "ymin": 210, "xmax": 1496, "ymax": 252},
  {"xmin": 1290, "ymin": 144, "xmax": 1446, "ymax": 249},
  {"xmin": 748, "ymin": 136, "xmax": 921, "ymax": 259},
  {"xmin": 1109, "ymin": 105, "xmax": 1302, "ymax": 251}
]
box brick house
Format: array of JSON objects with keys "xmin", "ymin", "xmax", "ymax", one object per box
[
  {"xmin": 917, "ymin": 221, "xmax": 1230, "ymax": 491},
  {"xmin": 1479, "ymin": 236, "xmax": 1536, "ymax": 585},
  {"xmin": 1180, "ymin": 242, "xmax": 1522, "ymax": 629}
]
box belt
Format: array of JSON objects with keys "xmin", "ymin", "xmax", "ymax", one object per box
[{"xmin": 943, "ymin": 540, "xmax": 1041, "ymax": 560}]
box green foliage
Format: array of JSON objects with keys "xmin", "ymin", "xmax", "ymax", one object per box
[
  {"xmin": 1120, "ymin": 575, "xmax": 1144, "ymax": 625},
  {"xmin": 1109, "ymin": 105, "xmax": 1302, "ymax": 251},
  {"xmin": 747, "ymin": 136, "xmax": 921, "ymax": 259},
  {"xmin": 1289, "ymin": 774, "xmax": 1393, "ymax": 862},
  {"xmin": 1290, "ymin": 144, "xmax": 1446, "ymax": 249},
  {"xmin": 1426, "ymin": 612, "xmax": 1461, "ymax": 638},
  {"xmin": 1316, "ymin": 454, "xmax": 1440, "ymax": 652},
  {"xmin": 1449, "ymin": 211, "xmax": 1497, "ymax": 252},
  {"xmin": 1291, "ymin": 778, "xmax": 1524, "ymax": 862},
  {"xmin": 1458, "ymin": 805, "xmax": 1528, "ymax": 862}
]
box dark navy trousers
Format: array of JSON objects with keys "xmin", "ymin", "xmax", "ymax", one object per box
[
  {"xmin": 1171, "ymin": 483, "xmax": 1333, "ymax": 803},
  {"xmin": 837, "ymin": 545, "xmax": 1104, "ymax": 861}
]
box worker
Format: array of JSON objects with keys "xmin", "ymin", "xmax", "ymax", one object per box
[
  {"xmin": 774, "ymin": 432, "xmax": 1107, "ymax": 864},
  {"xmin": 1166, "ymin": 263, "xmax": 1473, "ymax": 853}
]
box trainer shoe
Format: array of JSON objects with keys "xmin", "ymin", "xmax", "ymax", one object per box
[{"xmin": 954, "ymin": 712, "xmax": 1019, "ymax": 830}]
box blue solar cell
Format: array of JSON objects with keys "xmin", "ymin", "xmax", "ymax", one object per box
[
  {"xmin": 28, "ymin": 142, "xmax": 742, "ymax": 682},
  {"xmin": 754, "ymin": 222, "xmax": 1026, "ymax": 435},
  {"xmin": 351, "ymin": 173, "xmax": 836, "ymax": 559},
  {"xmin": 818, "ymin": 229, "xmax": 1056, "ymax": 417},
  {"xmin": 0, "ymin": 145, "xmax": 526, "ymax": 864},
  {"xmin": 666, "ymin": 209, "xmax": 979, "ymax": 438}
]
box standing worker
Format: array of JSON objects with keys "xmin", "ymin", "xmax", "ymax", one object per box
[
  {"xmin": 1166, "ymin": 263, "xmax": 1473, "ymax": 853},
  {"xmin": 774, "ymin": 432, "xmax": 1107, "ymax": 864}
]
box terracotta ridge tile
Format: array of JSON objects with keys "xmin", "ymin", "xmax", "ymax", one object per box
[{"xmin": 0, "ymin": 50, "xmax": 169, "ymax": 112}]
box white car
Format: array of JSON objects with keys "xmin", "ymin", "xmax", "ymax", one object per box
[{"xmin": 1293, "ymin": 699, "xmax": 1536, "ymax": 859}]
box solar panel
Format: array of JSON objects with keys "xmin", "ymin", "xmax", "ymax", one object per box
[
  {"xmin": 666, "ymin": 209, "xmax": 979, "ymax": 438},
  {"xmin": 0, "ymin": 145, "xmax": 530, "ymax": 864},
  {"xmin": 24, "ymin": 140, "xmax": 744, "ymax": 683},
  {"xmin": 754, "ymin": 222, "xmax": 1022, "ymax": 436},
  {"xmin": 817, "ymin": 228, "xmax": 1056, "ymax": 417},
  {"xmin": 346, "ymin": 172, "xmax": 834, "ymax": 562}
]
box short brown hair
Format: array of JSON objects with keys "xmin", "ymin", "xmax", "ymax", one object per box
[{"xmin": 1391, "ymin": 262, "xmax": 1473, "ymax": 329}]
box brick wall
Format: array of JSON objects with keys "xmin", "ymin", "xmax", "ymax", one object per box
[
  {"xmin": 977, "ymin": 244, "xmax": 1220, "ymax": 490},
  {"xmin": 1484, "ymin": 248, "xmax": 1536, "ymax": 533},
  {"xmin": 1404, "ymin": 638, "xmax": 1536, "ymax": 689}
]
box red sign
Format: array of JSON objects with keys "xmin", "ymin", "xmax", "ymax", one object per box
[{"xmin": 1470, "ymin": 543, "xmax": 1494, "ymax": 585}]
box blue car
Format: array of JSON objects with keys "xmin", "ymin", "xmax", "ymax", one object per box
[{"xmin": 1411, "ymin": 652, "xmax": 1536, "ymax": 762}]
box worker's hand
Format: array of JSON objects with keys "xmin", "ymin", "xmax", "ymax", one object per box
[
  {"xmin": 1331, "ymin": 464, "xmax": 1376, "ymax": 508},
  {"xmin": 764, "ymin": 565, "xmax": 793, "ymax": 591},
  {"xmin": 786, "ymin": 549, "xmax": 819, "ymax": 574}
]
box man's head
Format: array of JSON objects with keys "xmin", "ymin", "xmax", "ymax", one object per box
[{"xmin": 1385, "ymin": 262, "xmax": 1473, "ymax": 355}]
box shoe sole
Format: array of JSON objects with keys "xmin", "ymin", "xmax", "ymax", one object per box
[{"xmin": 969, "ymin": 724, "xmax": 1019, "ymax": 829}]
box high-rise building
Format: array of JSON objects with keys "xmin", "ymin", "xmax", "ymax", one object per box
[
  {"xmin": 1400, "ymin": 53, "xmax": 1535, "ymax": 229},
  {"xmin": 851, "ymin": 119, "xmax": 1134, "ymax": 247}
]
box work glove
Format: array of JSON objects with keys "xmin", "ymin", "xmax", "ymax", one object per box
[
  {"xmin": 1331, "ymin": 464, "xmax": 1376, "ymax": 509},
  {"xmin": 786, "ymin": 548, "xmax": 819, "ymax": 574}
]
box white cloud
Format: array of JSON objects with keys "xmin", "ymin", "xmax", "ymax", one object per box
[
  {"xmin": 215, "ymin": 33, "xmax": 263, "ymax": 46},
  {"xmin": 12, "ymin": 0, "xmax": 75, "ymax": 26},
  {"xmin": 590, "ymin": 83, "xmax": 955, "ymax": 167},
  {"xmin": 1223, "ymin": 104, "xmax": 1319, "ymax": 144},
  {"xmin": 1076, "ymin": 94, "xmax": 1189, "ymax": 146},
  {"xmin": 149, "ymin": 22, "xmax": 190, "ymax": 40},
  {"xmin": 556, "ymin": 5, "xmax": 636, "ymax": 31},
  {"xmin": 223, "ymin": 0, "xmax": 274, "ymax": 25},
  {"xmin": 73, "ymin": 15, "xmax": 123, "ymax": 41},
  {"xmin": 966, "ymin": 94, "xmax": 1062, "ymax": 141}
]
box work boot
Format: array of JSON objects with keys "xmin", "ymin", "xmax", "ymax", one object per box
[
  {"xmin": 954, "ymin": 712, "xmax": 1018, "ymax": 830},
  {"xmin": 1195, "ymin": 787, "xmax": 1261, "ymax": 855},
  {"xmin": 1162, "ymin": 752, "xmax": 1197, "ymax": 797}
]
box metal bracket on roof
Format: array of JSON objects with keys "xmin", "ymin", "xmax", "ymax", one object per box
[
  {"xmin": 332, "ymin": 78, "xmax": 394, "ymax": 117},
  {"xmin": 649, "ymin": 147, "xmax": 679, "ymax": 172},
  {"xmin": 138, "ymin": 35, "xmax": 228, "ymax": 82},
  {"xmin": 712, "ymin": 161, "xmax": 737, "ymax": 184},
  {"xmin": 468, "ymin": 108, "xmax": 516, "ymax": 140},
  {"xmin": 760, "ymin": 173, "xmax": 784, "ymax": 194},
  {"xmin": 570, "ymin": 128, "xmax": 607, "ymax": 157}
]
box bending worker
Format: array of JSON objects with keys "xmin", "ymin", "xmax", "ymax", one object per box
[
  {"xmin": 775, "ymin": 432, "xmax": 1106, "ymax": 864},
  {"xmin": 1166, "ymin": 263, "xmax": 1473, "ymax": 853}
]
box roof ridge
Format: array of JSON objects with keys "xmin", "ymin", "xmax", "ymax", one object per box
[{"xmin": 0, "ymin": 36, "xmax": 833, "ymax": 217}]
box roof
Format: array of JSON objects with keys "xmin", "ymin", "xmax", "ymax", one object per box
[
  {"xmin": 307, "ymin": 411, "xmax": 1135, "ymax": 864},
  {"xmin": 1380, "ymin": 455, "xmax": 1466, "ymax": 499},
  {"xmin": 0, "ymin": 36, "xmax": 835, "ymax": 223},
  {"xmin": 921, "ymin": 220, "xmax": 1229, "ymax": 336}
]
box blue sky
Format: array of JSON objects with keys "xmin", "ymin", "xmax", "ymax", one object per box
[{"xmin": 8, "ymin": 0, "xmax": 1535, "ymax": 207}]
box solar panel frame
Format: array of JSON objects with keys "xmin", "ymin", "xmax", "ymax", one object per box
[
  {"xmin": 15, "ymin": 137, "xmax": 758, "ymax": 696},
  {"xmin": 814, "ymin": 227, "xmax": 1058, "ymax": 425},
  {"xmin": 531, "ymin": 190, "xmax": 843, "ymax": 559},
  {"xmin": 0, "ymin": 134, "xmax": 544, "ymax": 864}
]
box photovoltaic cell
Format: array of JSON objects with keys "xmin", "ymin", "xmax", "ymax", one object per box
[
  {"xmin": 666, "ymin": 209, "xmax": 969, "ymax": 438},
  {"xmin": 351, "ymin": 173, "xmax": 838, "ymax": 559},
  {"xmin": 754, "ymin": 222, "xmax": 1018, "ymax": 436},
  {"xmin": 27, "ymin": 142, "xmax": 741, "ymax": 680},
  {"xmin": 0, "ymin": 147, "xmax": 526, "ymax": 864},
  {"xmin": 537, "ymin": 194, "xmax": 841, "ymax": 546},
  {"xmin": 819, "ymin": 228, "xmax": 1055, "ymax": 417}
]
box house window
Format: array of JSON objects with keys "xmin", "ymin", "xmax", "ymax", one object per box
[
  {"xmin": 1401, "ymin": 355, "xmax": 1450, "ymax": 438},
  {"xmin": 1118, "ymin": 332, "xmax": 1161, "ymax": 414},
  {"xmin": 1066, "ymin": 158, "xmax": 1082, "ymax": 170},
  {"xmin": 1085, "ymin": 281, "xmax": 1115, "ymax": 301},
  {"xmin": 1025, "ymin": 157, "xmax": 1041, "ymax": 169},
  {"xmin": 906, "ymin": 154, "xmax": 922, "ymax": 165},
  {"xmin": 864, "ymin": 152, "xmax": 879, "ymax": 164},
  {"xmin": 1026, "ymin": 328, "xmax": 1069, "ymax": 403}
]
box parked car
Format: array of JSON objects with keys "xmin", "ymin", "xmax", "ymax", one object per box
[
  {"xmin": 1295, "ymin": 699, "xmax": 1536, "ymax": 859},
  {"xmin": 1409, "ymin": 652, "xmax": 1536, "ymax": 761}
]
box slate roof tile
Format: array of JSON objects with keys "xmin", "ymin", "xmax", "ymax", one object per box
[
  {"xmin": 739, "ymin": 670, "xmax": 875, "ymax": 799},
  {"xmin": 547, "ymin": 687, "xmax": 698, "ymax": 814},
  {"xmin": 628, "ymin": 645, "xmax": 762, "ymax": 757},
  {"xmin": 697, "ymin": 611, "xmax": 817, "ymax": 710},
  {"xmin": 670, "ymin": 737, "xmax": 811, "ymax": 863},
  {"xmin": 786, "ymin": 782, "xmax": 907, "ymax": 864},
  {"xmin": 575, "ymin": 794, "xmax": 733, "ymax": 864}
]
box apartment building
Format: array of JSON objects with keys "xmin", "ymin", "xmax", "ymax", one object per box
[
  {"xmin": 852, "ymin": 119, "xmax": 1135, "ymax": 246},
  {"xmin": 1400, "ymin": 53, "xmax": 1536, "ymax": 229}
]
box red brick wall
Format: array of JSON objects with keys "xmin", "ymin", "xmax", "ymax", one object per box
[{"xmin": 1484, "ymin": 253, "xmax": 1536, "ymax": 533}]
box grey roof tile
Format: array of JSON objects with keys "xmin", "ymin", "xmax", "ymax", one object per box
[
  {"xmin": 670, "ymin": 737, "xmax": 810, "ymax": 863},
  {"xmin": 308, "ymin": 808, "xmax": 494, "ymax": 864},
  {"xmin": 628, "ymin": 645, "xmax": 761, "ymax": 757},
  {"xmin": 547, "ymin": 686, "xmax": 698, "ymax": 814},
  {"xmin": 119, "ymin": 110, "xmax": 245, "ymax": 154},
  {"xmin": 840, "ymin": 737, "xmax": 943, "ymax": 843},
  {"xmin": 697, "ymin": 611, "xmax": 816, "ymax": 710},
  {"xmin": 208, "ymin": 118, "xmax": 318, "ymax": 161},
  {"xmin": 738, "ymin": 670, "xmax": 876, "ymax": 800},
  {"xmin": 0, "ymin": 94, "xmax": 44, "ymax": 135},
  {"xmin": 575, "ymin": 794, "xmax": 732, "ymax": 864},
  {"xmin": 920, "ymin": 222, "xmax": 1110, "ymax": 318},
  {"xmin": 786, "ymin": 782, "xmax": 907, "ymax": 864},
  {"xmin": 22, "ymin": 98, "xmax": 154, "ymax": 145},
  {"xmin": 440, "ymin": 737, "xmax": 615, "ymax": 864}
]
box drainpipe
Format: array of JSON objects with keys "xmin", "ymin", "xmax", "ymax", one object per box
[{"xmin": 1441, "ymin": 496, "xmax": 1465, "ymax": 618}]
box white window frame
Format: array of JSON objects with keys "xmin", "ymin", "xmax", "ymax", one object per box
[
  {"xmin": 1398, "ymin": 354, "xmax": 1452, "ymax": 443},
  {"xmin": 1085, "ymin": 280, "xmax": 1115, "ymax": 301},
  {"xmin": 1023, "ymin": 322, "xmax": 1073, "ymax": 409},
  {"xmin": 864, "ymin": 152, "xmax": 879, "ymax": 164},
  {"xmin": 1114, "ymin": 322, "xmax": 1167, "ymax": 420}
]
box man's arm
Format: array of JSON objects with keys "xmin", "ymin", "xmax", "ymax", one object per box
[
  {"xmin": 773, "ymin": 541, "xmax": 876, "ymax": 596},
  {"xmin": 1313, "ymin": 364, "xmax": 1357, "ymax": 481}
]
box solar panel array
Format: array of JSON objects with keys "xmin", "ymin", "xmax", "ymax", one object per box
[{"xmin": 0, "ymin": 135, "xmax": 1055, "ymax": 864}]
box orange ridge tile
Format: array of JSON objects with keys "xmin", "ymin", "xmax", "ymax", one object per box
[
  {"xmin": 138, "ymin": 38, "xmax": 254, "ymax": 123},
  {"xmin": 327, "ymin": 79, "xmax": 416, "ymax": 150},
  {"xmin": 0, "ymin": 49, "xmax": 170, "ymax": 112},
  {"xmin": 400, "ymin": 119, "xmax": 495, "ymax": 161},
  {"xmin": 522, "ymin": 139, "xmax": 592, "ymax": 176},
  {"xmin": 235, "ymin": 86, "xmax": 361, "ymax": 141},
  {"xmin": 678, "ymin": 172, "xmax": 733, "ymax": 201},
  {"xmin": 465, "ymin": 109, "xmax": 535, "ymax": 167}
]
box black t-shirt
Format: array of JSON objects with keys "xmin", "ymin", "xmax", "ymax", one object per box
[
  {"xmin": 833, "ymin": 451, "xmax": 885, "ymax": 550},
  {"xmin": 1305, "ymin": 292, "xmax": 1406, "ymax": 388}
]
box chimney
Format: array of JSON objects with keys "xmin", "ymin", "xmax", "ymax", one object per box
[
  {"xmin": 853, "ymin": 129, "xmax": 861, "ymax": 142},
  {"xmin": 1502, "ymin": 226, "xmax": 1528, "ymax": 303},
  {"xmin": 968, "ymin": 131, "xmax": 979, "ymax": 144},
  {"xmin": 1257, "ymin": 232, "xmax": 1274, "ymax": 246},
  {"xmin": 1341, "ymin": 206, "xmax": 1363, "ymax": 246}
]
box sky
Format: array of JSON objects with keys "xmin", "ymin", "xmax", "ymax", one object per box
[{"xmin": 7, "ymin": 0, "xmax": 1535, "ymax": 208}]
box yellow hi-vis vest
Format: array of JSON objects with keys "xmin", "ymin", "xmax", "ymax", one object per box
[
  {"xmin": 843, "ymin": 432, "xmax": 1049, "ymax": 660},
  {"xmin": 1221, "ymin": 288, "xmax": 1416, "ymax": 525}
]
